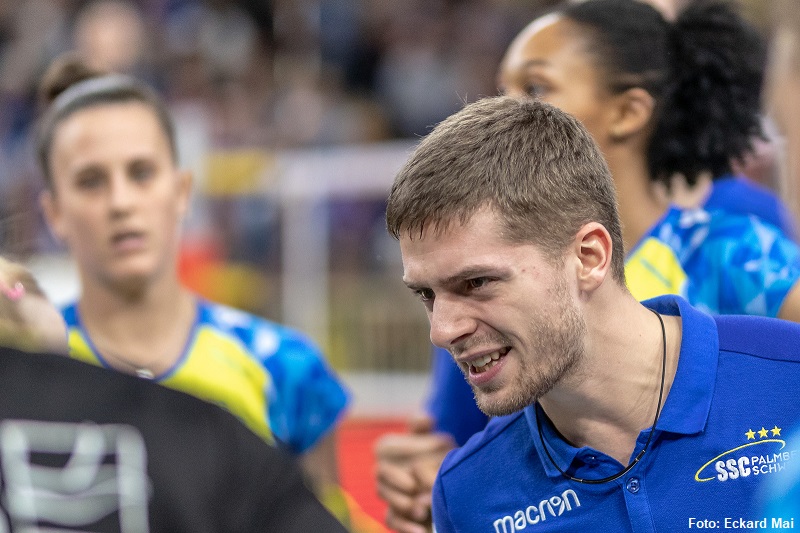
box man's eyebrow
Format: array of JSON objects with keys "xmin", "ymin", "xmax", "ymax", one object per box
[
  {"xmin": 404, "ymin": 266, "xmax": 510, "ymax": 290},
  {"xmin": 442, "ymin": 267, "xmax": 505, "ymax": 286},
  {"xmin": 403, "ymin": 279, "xmax": 425, "ymax": 291}
]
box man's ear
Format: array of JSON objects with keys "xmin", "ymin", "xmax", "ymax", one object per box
[
  {"xmin": 608, "ymin": 87, "xmax": 656, "ymax": 142},
  {"xmin": 39, "ymin": 189, "xmax": 67, "ymax": 243},
  {"xmin": 572, "ymin": 222, "xmax": 614, "ymax": 292}
]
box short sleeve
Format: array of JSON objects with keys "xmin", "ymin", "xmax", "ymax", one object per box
[
  {"xmin": 704, "ymin": 176, "xmax": 798, "ymax": 241},
  {"xmin": 252, "ymin": 324, "xmax": 350, "ymax": 454},
  {"xmin": 684, "ymin": 214, "xmax": 800, "ymax": 317}
]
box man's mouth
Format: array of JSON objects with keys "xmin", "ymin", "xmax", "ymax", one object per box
[{"xmin": 470, "ymin": 347, "xmax": 510, "ymax": 374}]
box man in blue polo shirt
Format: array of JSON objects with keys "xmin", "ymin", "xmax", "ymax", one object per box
[
  {"xmin": 435, "ymin": 295, "xmax": 800, "ymax": 532},
  {"xmin": 384, "ymin": 96, "xmax": 800, "ymax": 532}
]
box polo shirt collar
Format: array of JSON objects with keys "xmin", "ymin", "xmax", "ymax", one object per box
[
  {"xmin": 644, "ymin": 295, "xmax": 718, "ymax": 435},
  {"xmin": 525, "ymin": 404, "xmax": 582, "ymax": 480},
  {"xmin": 525, "ymin": 295, "xmax": 718, "ymax": 479}
]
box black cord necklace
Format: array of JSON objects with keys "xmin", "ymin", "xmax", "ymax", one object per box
[{"xmin": 536, "ymin": 308, "xmax": 667, "ymax": 484}]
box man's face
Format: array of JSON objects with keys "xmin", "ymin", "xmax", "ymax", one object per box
[{"xmin": 399, "ymin": 207, "xmax": 587, "ymax": 416}]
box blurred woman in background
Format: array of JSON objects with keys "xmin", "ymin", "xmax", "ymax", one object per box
[{"xmin": 33, "ymin": 54, "xmax": 371, "ymax": 530}]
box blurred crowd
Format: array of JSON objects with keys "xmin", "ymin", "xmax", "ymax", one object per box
[
  {"xmin": 1, "ymin": 0, "xmax": 799, "ymax": 530},
  {"xmin": 0, "ymin": 0, "xmax": 564, "ymax": 256}
]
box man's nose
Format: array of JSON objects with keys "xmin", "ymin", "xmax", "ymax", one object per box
[{"xmin": 429, "ymin": 297, "xmax": 476, "ymax": 349}]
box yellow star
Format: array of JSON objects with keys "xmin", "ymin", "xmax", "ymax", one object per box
[
  {"xmin": 745, "ymin": 429, "xmax": 756, "ymax": 440},
  {"xmin": 771, "ymin": 426, "xmax": 782, "ymax": 437},
  {"xmin": 758, "ymin": 427, "xmax": 769, "ymax": 438}
]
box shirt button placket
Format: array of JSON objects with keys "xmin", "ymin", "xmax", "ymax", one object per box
[{"xmin": 622, "ymin": 476, "xmax": 656, "ymax": 533}]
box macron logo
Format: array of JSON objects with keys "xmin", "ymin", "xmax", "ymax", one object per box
[{"xmin": 493, "ymin": 489, "xmax": 581, "ymax": 532}]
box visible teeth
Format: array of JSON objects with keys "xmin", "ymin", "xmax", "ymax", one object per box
[
  {"xmin": 470, "ymin": 351, "xmax": 506, "ymax": 373},
  {"xmin": 472, "ymin": 352, "xmax": 497, "ymax": 368}
]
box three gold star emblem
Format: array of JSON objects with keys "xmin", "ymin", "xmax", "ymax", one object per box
[{"xmin": 745, "ymin": 426, "xmax": 782, "ymax": 440}]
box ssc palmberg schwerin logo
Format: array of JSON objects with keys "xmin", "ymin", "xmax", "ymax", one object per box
[{"xmin": 694, "ymin": 424, "xmax": 799, "ymax": 483}]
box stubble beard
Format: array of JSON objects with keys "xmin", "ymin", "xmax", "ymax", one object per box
[{"xmin": 469, "ymin": 277, "xmax": 587, "ymax": 417}]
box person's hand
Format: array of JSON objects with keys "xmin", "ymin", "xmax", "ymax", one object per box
[{"xmin": 374, "ymin": 415, "xmax": 456, "ymax": 533}]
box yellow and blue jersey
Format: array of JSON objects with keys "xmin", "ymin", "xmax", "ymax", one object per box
[
  {"xmin": 705, "ymin": 175, "xmax": 796, "ymax": 241},
  {"xmin": 62, "ymin": 299, "xmax": 349, "ymax": 454},
  {"xmin": 626, "ymin": 206, "xmax": 800, "ymax": 316}
]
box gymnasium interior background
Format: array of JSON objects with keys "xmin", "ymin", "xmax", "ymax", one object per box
[{"xmin": 0, "ymin": 0, "xmax": 777, "ymax": 523}]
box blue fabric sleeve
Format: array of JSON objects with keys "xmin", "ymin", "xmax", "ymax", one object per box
[
  {"xmin": 705, "ymin": 176, "xmax": 797, "ymax": 241},
  {"xmin": 250, "ymin": 324, "xmax": 350, "ymax": 454},
  {"xmin": 682, "ymin": 213, "xmax": 800, "ymax": 317},
  {"xmin": 427, "ymin": 347, "xmax": 489, "ymax": 446}
]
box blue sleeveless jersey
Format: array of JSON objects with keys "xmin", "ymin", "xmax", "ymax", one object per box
[{"xmin": 62, "ymin": 299, "xmax": 349, "ymax": 454}]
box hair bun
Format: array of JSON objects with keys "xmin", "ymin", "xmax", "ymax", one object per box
[
  {"xmin": 656, "ymin": 0, "xmax": 766, "ymax": 180},
  {"xmin": 37, "ymin": 53, "xmax": 104, "ymax": 110}
]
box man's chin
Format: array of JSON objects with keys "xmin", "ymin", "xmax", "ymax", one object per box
[{"xmin": 473, "ymin": 388, "xmax": 536, "ymax": 417}]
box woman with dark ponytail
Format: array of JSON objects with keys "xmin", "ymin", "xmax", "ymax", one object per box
[
  {"xmin": 494, "ymin": 0, "xmax": 800, "ymax": 310},
  {"xmin": 648, "ymin": 1, "xmax": 768, "ymax": 189},
  {"xmin": 504, "ymin": 0, "xmax": 792, "ymax": 231},
  {"xmin": 376, "ymin": 3, "xmax": 800, "ymax": 531}
]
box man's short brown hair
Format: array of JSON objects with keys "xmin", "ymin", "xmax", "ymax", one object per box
[{"xmin": 386, "ymin": 96, "xmax": 626, "ymax": 284}]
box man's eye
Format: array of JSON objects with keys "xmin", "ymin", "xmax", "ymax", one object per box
[
  {"xmin": 415, "ymin": 288, "xmax": 434, "ymax": 302},
  {"xmin": 467, "ymin": 278, "xmax": 489, "ymax": 290}
]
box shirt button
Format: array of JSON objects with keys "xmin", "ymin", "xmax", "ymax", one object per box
[{"xmin": 626, "ymin": 478, "xmax": 640, "ymax": 494}]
